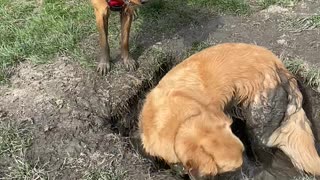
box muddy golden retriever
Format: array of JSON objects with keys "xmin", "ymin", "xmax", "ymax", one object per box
[{"xmin": 138, "ymin": 43, "xmax": 320, "ymax": 179}]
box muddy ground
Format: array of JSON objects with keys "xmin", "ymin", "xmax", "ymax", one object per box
[{"xmin": 0, "ymin": 0, "xmax": 320, "ymax": 180}]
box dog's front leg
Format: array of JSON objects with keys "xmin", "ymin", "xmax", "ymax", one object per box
[
  {"xmin": 94, "ymin": 6, "xmax": 111, "ymax": 75},
  {"xmin": 120, "ymin": 7, "xmax": 137, "ymax": 71}
]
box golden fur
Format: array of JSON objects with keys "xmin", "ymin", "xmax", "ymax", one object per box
[{"xmin": 138, "ymin": 43, "xmax": 320, "ymax": 177}]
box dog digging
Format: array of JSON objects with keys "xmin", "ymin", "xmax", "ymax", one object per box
[{"xmin": 137, "ymin": 43, "xmax": 320, "ymax": 180}]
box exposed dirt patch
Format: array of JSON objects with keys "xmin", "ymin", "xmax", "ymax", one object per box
[
  {"xmin": 0, "ymin": 1, "xmax": 320, "ymax": 180},
  {"xmin": 207, "ymin": 1, "xmax": 320, "ymax": 67},
  {"xmin": 0, "ymin": 47, "xmax": 177, "ymax": 179}
]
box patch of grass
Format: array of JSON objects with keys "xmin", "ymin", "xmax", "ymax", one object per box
[
  {"xmin": 280, "ymin": 14, "xmax": 320, "ymax": 32},
  {"xmin": 283, "ymin": 58, "xmax": 305, "ymax": 74},
  {"xmin": 304, "ymin": 66, "xmax": 320, "ymax": 88},
  {"xmin": 258, "ymin": 0, "xmax": 299, "ymax": 8},
  {"xmin": 82, "ymin": 168, "xmax": 127, "ymax": 180},
  {"xmin": 284, "ymin": 59, "xmax": 320, "ymax": 89},
  {"xmin": 0, "ymin": 0, "xmax": 95, "ymax": 83},
  {"xmin": 187, "ymin": 41, "xmax": 212, "ymax": 57},
  {"xmin": 0, "ymin": 121, "xmax": 32, "ymax": 156},
  {"xmin": 0, "ymin": 120, "xmax": 49, "ymax": 179},
  {"xmin": 294, "ymin": 15, "xmax": 320, "ymax": 30},
  {"xmin": 3, "ymin": 156, "xmax": 50, "ymax": 180},
  {"xmin": 187, "ymin": 0, "xmax": 251, "ymax": 15}
]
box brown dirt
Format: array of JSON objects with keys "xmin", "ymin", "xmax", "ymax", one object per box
[{"xmin": 0, "ymin": 0, "xmax": 320, "ymax": 180}]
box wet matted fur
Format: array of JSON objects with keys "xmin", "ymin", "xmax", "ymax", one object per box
[{"xmin": 138, "ymin": 43, "xmax": 320, "ymax": 178}]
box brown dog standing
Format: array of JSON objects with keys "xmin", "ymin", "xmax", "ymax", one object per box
[{"xmin": 91, "ymin": 0, "xmax": 147, "ymax": 75}]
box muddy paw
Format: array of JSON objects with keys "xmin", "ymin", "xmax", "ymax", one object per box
[
  {"xmin": 96, "ymin": 62, "xmax": 110, "ymax": 75},
  {"xmin": 123, "ymin": 56, "xmax": 138, "ymax": 71}
]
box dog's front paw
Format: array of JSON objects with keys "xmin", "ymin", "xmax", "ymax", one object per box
[
  {"xmin": 96, "ymin": 62, "xmax": 110, "ymax": 76},
  {"xmin": 123, "ymin": 56, "xmax": 138, "ymax": 71}
]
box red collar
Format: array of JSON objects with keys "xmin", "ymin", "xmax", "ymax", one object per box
[{"xmin": 108, "ymin": 0, "xmax": 125, "ymax": 7}]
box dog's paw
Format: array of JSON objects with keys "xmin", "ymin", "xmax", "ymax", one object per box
[
  {"xmin": 96, "ymin": 62, "xmax": 110, "ymax": 75},
  {"xmin": 183, "ymin": 159, "xmax": 218, "ymax": 179},
  {"xmin": 123, "ymin": 56, "xmax": 138, "ymax": 71}
]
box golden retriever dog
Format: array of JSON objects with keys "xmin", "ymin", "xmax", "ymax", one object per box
[{"xmin": 138, "ymin": 43, "xmax": 320, "ymax": 179}]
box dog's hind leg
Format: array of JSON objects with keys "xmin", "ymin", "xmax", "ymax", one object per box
[
  {"xmin": 246, "ymin": 68, "xmax": 320, "ymax": 176},
  {"xmin": 266, "ymin": 70, "xmax": 320, "ymax": 176},
  {"xmin": 120, "ymin": 7, "xmax": 137, "ymax": 71},
  {"xmin": 92, "ymin": 0, "xmax": 111, "ymax": 75}
]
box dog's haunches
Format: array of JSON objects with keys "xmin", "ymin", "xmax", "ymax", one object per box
[{"xmin": 139, "ymin": 43, "xmax": 320, "ymax": 178}]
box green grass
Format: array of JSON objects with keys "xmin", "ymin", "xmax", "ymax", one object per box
[
  {"xmin": 0, "ymin": 120, "xmax": 32, "ymax": 156},
  {"xmin": 82, "ymin": 168, "xmax": 127, "ymax": 180},
  {"xmin": 0, "ymin": 120, "xmax": 49, "ymax": 179},
  {"xmin": 0, "ymin": 0, "xmax": 95, "ymax": 83},
  {"xmin": 258, "ymin": 0, "xmax": 300, "ymax": 8},
  {"xmin": 295, "ymin": 15, "xmax": 320, "ymax": 30},
  {"xmin": 284, "ymin": 59, "xmax": 320, "ymax": 89},
  {"xmin": 281, "ymin": 14, "xmax": 320, "ymax": 32},
  {"xmin": 3, "ymin": 156, "xmax": 50, "ymax": 180}
]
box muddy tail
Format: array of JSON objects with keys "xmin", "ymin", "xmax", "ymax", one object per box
[{"xmin": 267, "ymin": 69, "xmax": 320, "ymax": 175}]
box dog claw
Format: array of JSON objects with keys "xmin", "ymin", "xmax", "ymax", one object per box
[
  {"xmin": 123, "ymin": 56, "xmax": 138, "ymax": 71},
  {"xmin": 97, "ymin": 62, "xmax": 110, "ymax": 75}
]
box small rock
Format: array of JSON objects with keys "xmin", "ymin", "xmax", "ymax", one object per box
[
  {"xmin": 56, "ymin": 99, "xmax": 64, "ymax": 108},
  {"xmin": 44, "ymin": 124, "xmax": 54, "ymax": 132},
  {"xmin": 44, "ymin": 125, "xmax": 50, "ymax": 132},
  {"xmin": 277, "ymin": 39, "xmax": 287, "ymax": 45},
  {"xmin": 217, "ymin": 24, "xmax": 224, "ymax": 28}
]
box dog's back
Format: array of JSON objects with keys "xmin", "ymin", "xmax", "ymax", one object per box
[{"xmin": 162, "ymin": 43, "xmax": 287, "ymax": 105}]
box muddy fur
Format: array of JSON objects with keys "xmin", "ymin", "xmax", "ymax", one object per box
[{"xmin": 138, "ymin": 43, "xmax": 320, "ymax": 178}]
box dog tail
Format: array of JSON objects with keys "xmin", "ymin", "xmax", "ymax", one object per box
[{"xmin": 267, "ymin": 69, "xmax": 320, "ymax": 175}]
